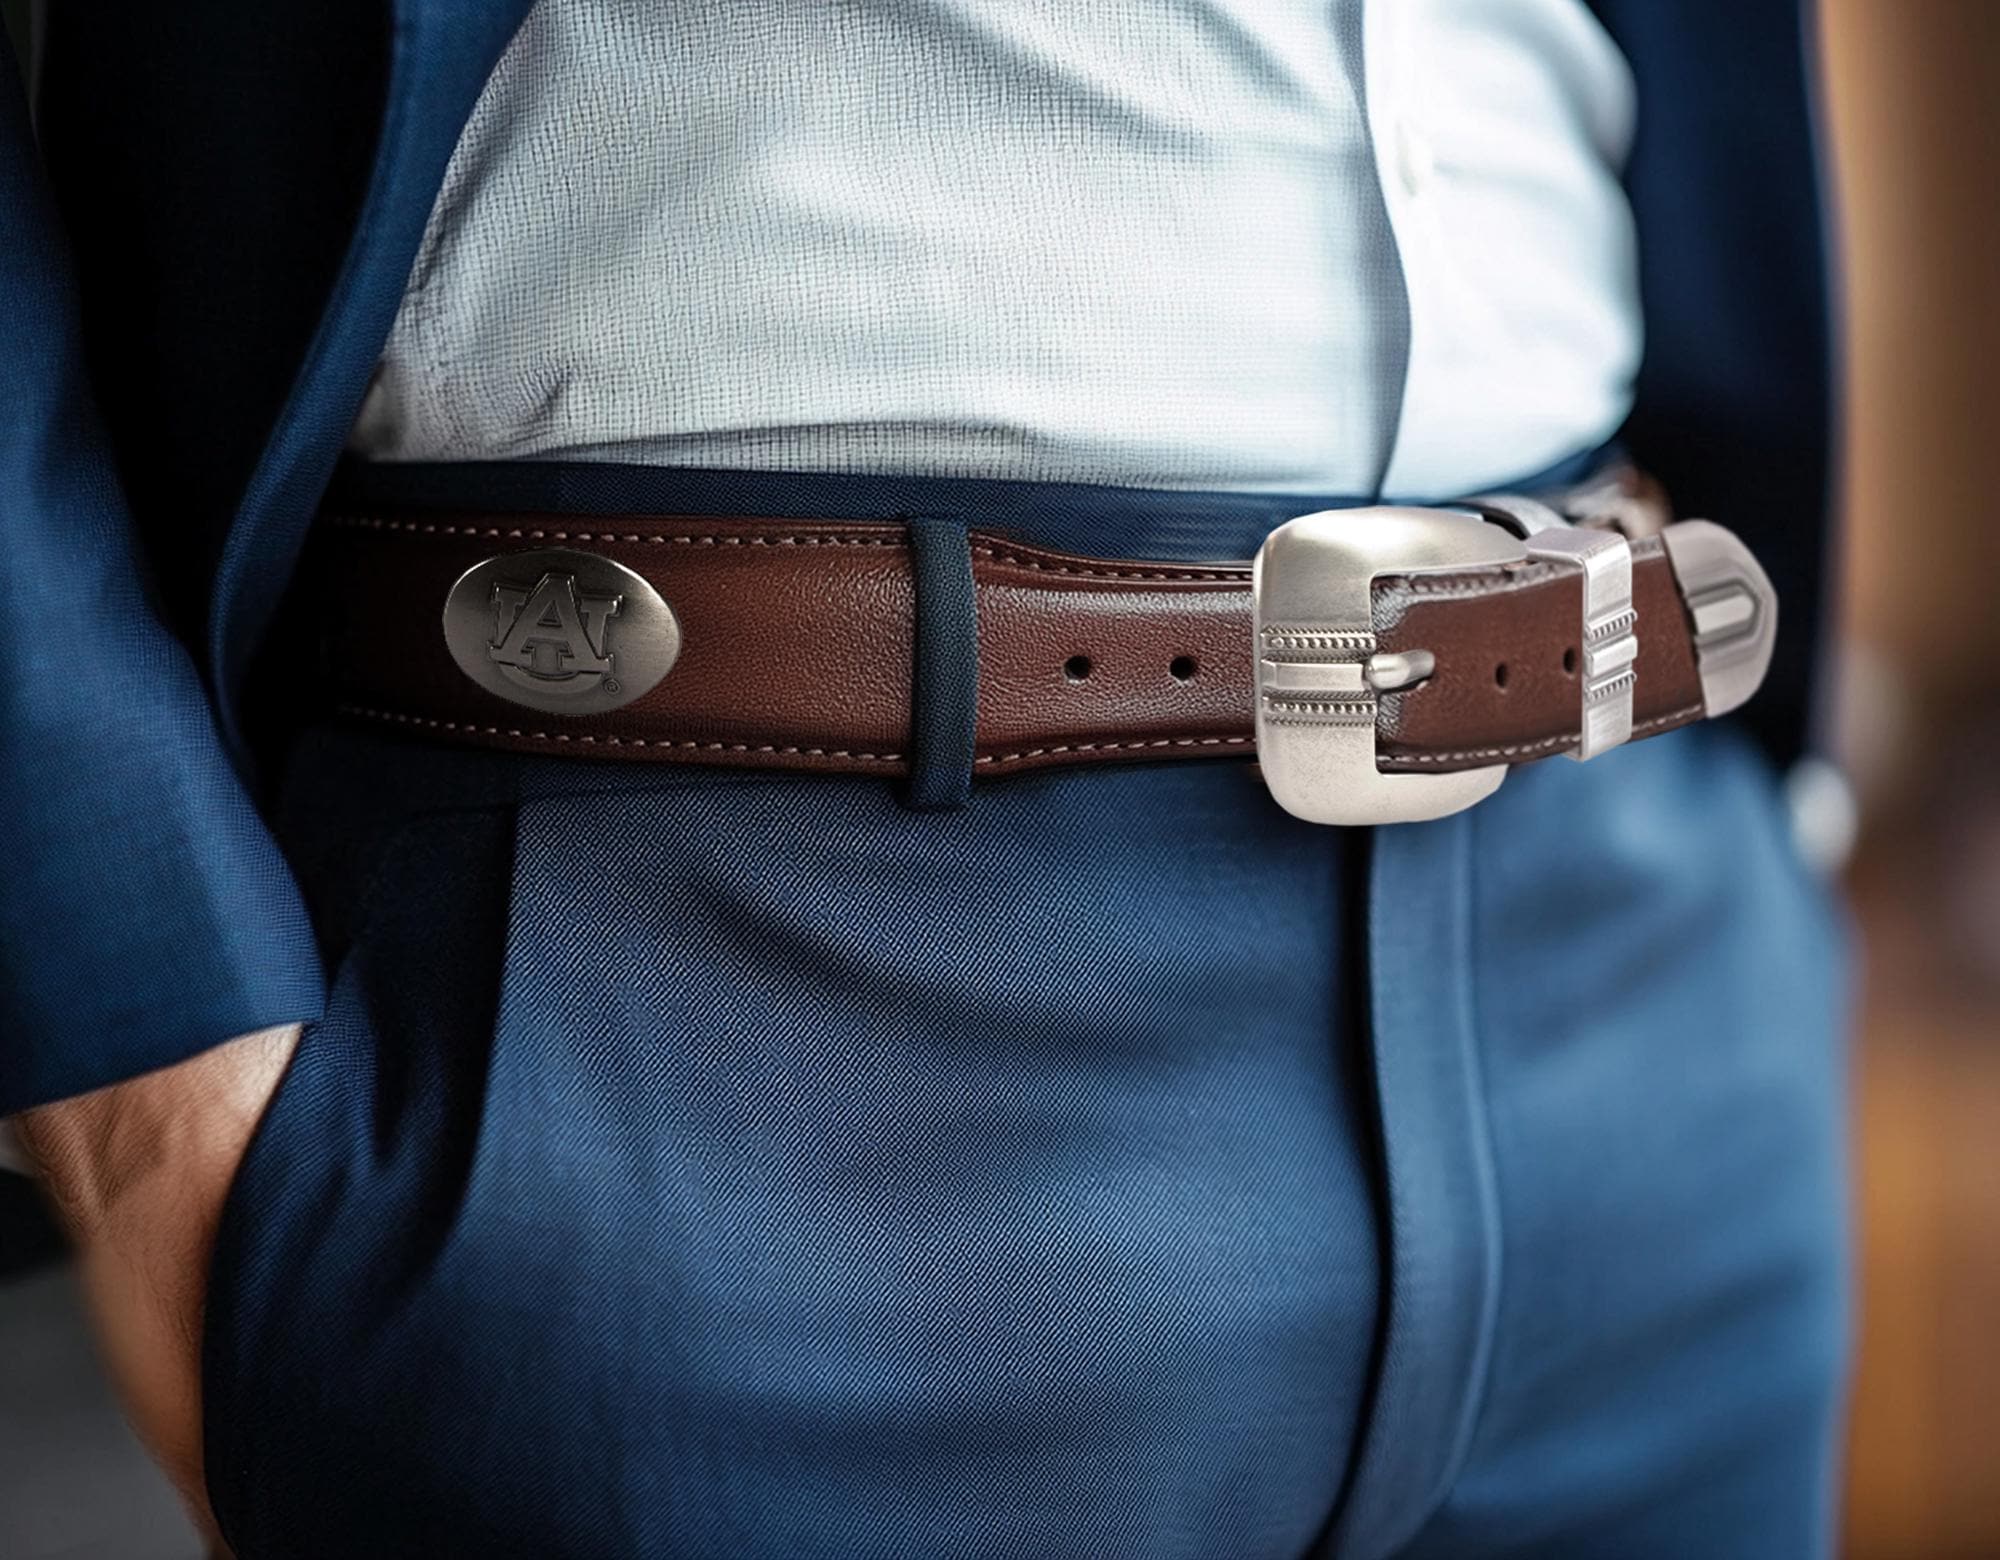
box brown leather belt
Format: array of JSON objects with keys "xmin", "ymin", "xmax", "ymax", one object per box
[{"xmin": 309, "ymin": 467, "xmax": 1775, "ymax": 823}]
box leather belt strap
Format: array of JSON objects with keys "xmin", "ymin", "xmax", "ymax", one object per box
[{"xmin": 307, "ymin": 480, "xmax": 1722, "ymax": 783}]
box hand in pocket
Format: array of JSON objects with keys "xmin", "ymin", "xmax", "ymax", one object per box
[{"xmin": 15, "ymin": 1023, "xmax": 301, "ymax": 1544}]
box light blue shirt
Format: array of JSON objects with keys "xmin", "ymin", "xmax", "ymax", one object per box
[{"xmin": 351, "ymin": 0, "xmax": 1641, "ymax": 501}]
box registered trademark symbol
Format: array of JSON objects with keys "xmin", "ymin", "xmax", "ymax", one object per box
[{"xmin": 602, "ymin": 677, "xmax": 620, "ymax": 693}]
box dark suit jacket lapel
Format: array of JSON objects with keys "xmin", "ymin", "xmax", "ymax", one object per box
[
  {"xmin": 1585, "ymin": 0, "xmax": 1836, "ymax": 765},
  {"xmin": 208, "ymin": 0, "xmax": 535, "ymax": 743}
]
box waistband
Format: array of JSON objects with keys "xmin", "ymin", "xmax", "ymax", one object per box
[{"xmin": 327, "ymin": 444, "xmax": 1616, "ymax": 565}]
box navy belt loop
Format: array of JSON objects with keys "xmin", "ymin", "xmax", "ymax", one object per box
[{"xmin": 903, "ymin": 516, "xmax": 980, "ymax": 811}]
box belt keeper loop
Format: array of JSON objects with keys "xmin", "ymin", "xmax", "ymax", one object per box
[{"xmin": 903, "ymin": 516, "xmax": 980, "ymax": 811}]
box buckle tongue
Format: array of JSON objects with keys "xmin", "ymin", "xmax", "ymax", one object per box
[{"xmin": 1253, "ymin": 507, "xmax": 1526, "ymax": 826}]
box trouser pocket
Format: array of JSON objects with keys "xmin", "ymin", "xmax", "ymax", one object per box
[
  {"xmin": 198, "ymin": 800, "xmax": 522, "ymax": 1555},
  {"xmin": 203, "ymin": 759, "xmax": 1381, "ymax": 1559}
]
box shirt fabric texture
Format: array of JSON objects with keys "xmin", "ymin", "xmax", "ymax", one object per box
[{"xmin": 351, "ymin": 0, "xmax": 1642, "ymax": 503}]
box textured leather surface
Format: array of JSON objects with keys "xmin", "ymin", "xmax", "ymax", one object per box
[
  {"xmin": 311, "ymin": 510, "xmax": 1709, "ymax": 780},
  {"xmin": 1374, "ymin": 539, "xmax": 1704, "ymax": 771}
]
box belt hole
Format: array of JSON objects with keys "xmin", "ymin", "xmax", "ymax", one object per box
[
  {"xmin": 1064, "ymin": 654, "xmax": 1093, "ymax": 682},
  {"xmin": 1169, "ymin": 655, "xmax": 1198, "ymax": 682},
  {"xmin": 1494, "ymin": 661, "xmax": 1510, "ymax": 689},
  {"xmin": 1562, "ymin": 646, "xmax": 1578, "ymax": 676}
]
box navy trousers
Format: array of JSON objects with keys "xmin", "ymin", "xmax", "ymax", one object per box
[{"xmin": 203, "ymin": 472, "xmax": 1848, "ymax": 1558}]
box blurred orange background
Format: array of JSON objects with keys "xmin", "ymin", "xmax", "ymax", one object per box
[{"xmin": 1823, "ymin": 1, "xmax": 2000, "ymax": 1555}]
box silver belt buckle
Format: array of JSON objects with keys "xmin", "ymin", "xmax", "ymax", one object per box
[{"xmin": 1253, "ymin": 506, "xmax": 1528, "ymax": 826}]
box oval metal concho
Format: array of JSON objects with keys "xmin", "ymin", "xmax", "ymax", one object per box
[{"xmin": 441, "ymin": 547, "xmax": 680, "ymax": 717}]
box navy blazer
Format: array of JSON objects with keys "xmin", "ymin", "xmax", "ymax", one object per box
[{"xmin": 0, "ymin": 0, "xmax": 1836, "ymax": 1115}]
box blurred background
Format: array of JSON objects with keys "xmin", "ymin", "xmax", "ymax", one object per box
[
  {"xmin": 2, "ymin": 2, "xmax": 1997, "ymax": 1557},
  {"xmin": 1822, "ymin": 2, "xmax": 2000, "ymax": 1555}
]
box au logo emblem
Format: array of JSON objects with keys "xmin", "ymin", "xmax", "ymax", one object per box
[
  {"xmin": 442, "ymin": 547, "xmax": 680, "ymax": 716},
  {"xmin": 488, "ymin": 573, "xmax": 621, "ymax": 691}
]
